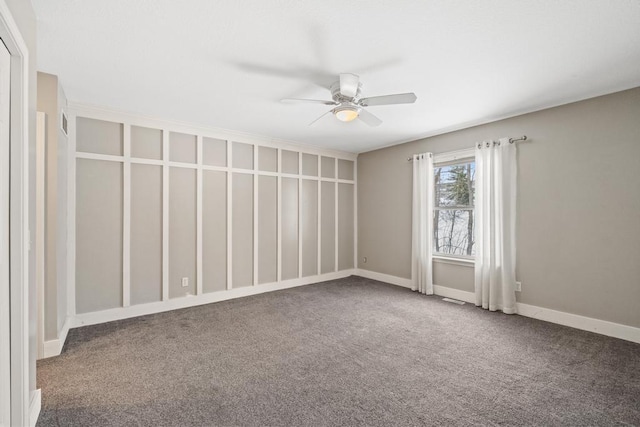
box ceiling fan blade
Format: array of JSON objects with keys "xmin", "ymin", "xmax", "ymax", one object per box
[
  {"xmin": 359, "ymin": 92, "xmax": 417, "ymax": 107},
  {"xmin": 308, "ymin": 109, "xmax": 335, "ymax": 126},
  {"xmin": 358, "ymin": 109, "xmax": 382, "ymax": 127},
  {"xmin": 339, "ymin": 73, "xmax": 360, "ymax": 98},
  {"xmin": 281, "ymin": 98, "xmax": 337, "ymax": 105}
]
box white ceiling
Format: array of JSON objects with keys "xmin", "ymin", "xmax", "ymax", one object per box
[{"xmin": 33, "ymin": 0, "xmax": 640, "ymax": 153}]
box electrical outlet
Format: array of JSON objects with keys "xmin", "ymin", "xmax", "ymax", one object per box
[
  {"xmin": 181, "ymin": 277, "xmax": 189, "ymax": 288},
  {"xmin": 363, "ymin": 257, "xmax": 367, "ymax": 263},
  {"xmin": 515, "ymin": 281, "xmax": 522, "ymax": 292}
]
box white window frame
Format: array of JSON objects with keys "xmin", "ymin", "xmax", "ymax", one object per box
[{"xmin": 432, "ymin": 148, "xmax": 476, "ymax": 265}]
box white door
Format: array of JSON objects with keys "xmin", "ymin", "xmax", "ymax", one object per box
[{"xmin": 0, "ymin": 39, "xmax": 12, "ymax": 427}]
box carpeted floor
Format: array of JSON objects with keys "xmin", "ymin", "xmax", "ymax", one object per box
[{"xmin": 37, "ymin": 276, "xmax": 640, "ymax": 426}]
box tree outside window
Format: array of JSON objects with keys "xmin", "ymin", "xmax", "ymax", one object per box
[{"xmin": 434, "ymin": 160, "xmax": 475, "ymax": 257}]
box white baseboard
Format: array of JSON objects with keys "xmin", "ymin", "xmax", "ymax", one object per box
[
  {"xmin": 353, "ymin": 269, "xmax": 476, "ymax": 303},
  {"xmin": 516, "ymin": 302, "xmax": 640, "ymax": 344},
  {"xmin": 432, "ymin": 285, "xmax": 475, "ymax": 304},
  {"xmin": 29, "ymin": 389, "xmax": 41, "ymax": 427},
  {"xmin": 354, "ymin": 268, "xmax": 413, "ymax": 289},
  {"xmin": 42, "ymin": 316, "xmax": 71, "ymax": 358},
  {"xmin": 355, "ymin": 268, "xmax": 640, "ymax": 344},
  {"xmin": 72, "ymin": 270, "xmax": 355, "ymax": 328}
]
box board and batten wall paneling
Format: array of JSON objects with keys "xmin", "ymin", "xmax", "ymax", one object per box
[
  {"xmin": 302, "ymin": 153, "xmax": 318, "ymax": 176},
  {"xmin": 282, "ymin": 150, "xmax": 299, "ymax": 174},
  {"xmin": 76, "ymin": 159, "xmax": 123, "ymax": 313},
  {"xmin": 258, "ymin": 146, "xmax": 278, "ymax": 172},
  {"xmin": 203, "ymin": 170, "xmax": 227, "ymax": 293},
  {"xmin": 281, "ymin": 177, "xmax": 299, "ymax": 280},
  {"xmin": 71, "ymin": 109, "xmax": 356, "ymax": 322},
  {"xmin": 321, "ymin": 181, "xmax": 336, "ymax": 274},
  {"xmin": 321, "ymin": 156, "xmax": 335, "ymax": 178},
  {"xmin": 169, "ymin": 167, "xmax": 197, "ymax": 298},
  {"xmin": 338, "ymin": 183, "xmax": 354, "ymax": 270},
  {"xmin": 203, "ymin": 137, "xmax": 226, "ymax": 167},
  {"xmin": 130, "ymin": 164, "xmax": 163, "ymax": 304},
  {"xmin": 170, "ymin": 132, "xmax": 197, "ymax": 163},
  {"xmin": 232, "ymin": 173, "xmax": 254, "ymax": 288},
  {"xmin": 131, "ymin": 126, "xmax": 162, "ymax": 160},
  {"xmin": 301, "ymin": 180, "xmax": 318, "ymax": 277},
  {"xmin": 258, "ymin": 175, "xmax": 277, "ymax": 284},
  {"xmin": 338, "ymin": 159, "xmax": 354, "ymax": 180},
  {"xmin": 76, "ymin": 117, "xmax": 123, "ymax": 156},
  {"xmin": 233, "ymin": 142, "xmax": 254, "ymax": 170}
]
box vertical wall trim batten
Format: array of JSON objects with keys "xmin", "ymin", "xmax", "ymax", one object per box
[
  {"xmin": 353, "ymin": 158, "xmax": 358, "ymax": 269},
  {"xmin": 226, "ymin": 141, "xmax": 233, "ymax": 290},
  {"xmin": 298, "ymin": 153, "xmax": 302, "ymax": 278},
  {"xmin": 162, "ymin": 130, "xmax": 170, "ymax": 301},
  {"xmin": 253, "ymin": 145, "xmax": 259, "ymax": 286},
  {"xmin": 277, "ymin": 149, "xmax": 282, "ymax": 282},
  {"xmin": 68, "ymin": 114, "xmax": 77, "ymax": 316},
  {"xmin": 334, "ymin": 158, "xmax": 339, "ymax": 272},
  {"xmin": 122, "ymin": 124, "xmax": 131, "ymax": 307},
  {"xmin": 196, "ymin": 135, "xmax": 203, "ymax": 295},
  {"xmin": 317, "ymin": 156, "xmax": 321, "ymax": 275}
]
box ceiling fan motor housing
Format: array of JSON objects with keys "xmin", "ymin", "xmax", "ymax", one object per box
[{"xmin": 330, "ymin": 81, "xmax": 362, "ymax": 103}]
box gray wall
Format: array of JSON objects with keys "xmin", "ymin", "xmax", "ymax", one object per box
[
  {"xmin": 169, "ymin": 167, "xmax": 197, "ymax": 298},
  {"xmin": 320, "ymin": 181, "xmax": 336, "ymax": 274},
  {"xmin": 301, "ymin": 180, "xmax": 318, "ymax": 277},
  {"xmin": 76, "ymin": 159, "xmax": 123, "ymax": 313},
  {"xmin": 232, "ymin": 173, "xmax": 253, "ymax": 288},
  {"xmin": 74, "ymin": 118, "xmax": 356, "ymax": 316},
  {"xmin": 203, "ymin": 170, "xmax": 227, "ymax": 292},
  {"xmin": 358, "ymin": 87, "xmax": 640, "ymax": 328},
  {"xmin": 258, "ymin": 176, "xmax": 277, "ymax": 284},
  {"xmin": 36, "ymin": 72, "xmax": 68, "ymax": 341},
  {"xmin": 37, "ymin": 73, "xmax": 57, "ymax": 339},
  {"xmin": 338, "ymin": 184, "xmax": 354, "ymax": 270},
  {"xmin": 131, "ymin": 164, "xmax": 162, "ymax": 304},
  {"xmin": 281, "ymin": 177, "xmax": 299, "ymax": 280}
]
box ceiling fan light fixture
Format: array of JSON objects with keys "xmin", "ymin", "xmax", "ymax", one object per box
[
  {"xmin": 287, "ymin": 74, "xmax": 416, "ymax": 127},
  {"xmin": 334, "ymin": 106, "xmax": 359, "ymax": 122}
]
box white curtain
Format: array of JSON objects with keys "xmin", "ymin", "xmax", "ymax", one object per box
[
  {"xmin": 474, "ymin": 138, "xmax": 517, "ymax": 314},
  {"xmin": 411, "ymin": 153, "xmax": 434, "ymax": 295}
]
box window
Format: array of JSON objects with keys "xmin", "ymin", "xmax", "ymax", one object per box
[{"xmin": 434, "ymin": 159, "xmax": 475, "ymax": 258}]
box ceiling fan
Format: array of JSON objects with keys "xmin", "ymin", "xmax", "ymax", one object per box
[{"xmin": 281, "ymin": 73, "xmax": 417, "ymax": 127}]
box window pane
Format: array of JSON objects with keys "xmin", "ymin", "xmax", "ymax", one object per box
[
  {"xmin": 433, "ymin": 209, "xmax": 475, "ymax": 256},
  {"xmin": 435, "ymin": 162, "xmax": 475, "ymax": 208}
]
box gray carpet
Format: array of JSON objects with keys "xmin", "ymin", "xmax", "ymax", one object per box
[{"xmin": 37, "ymin": 276, "xmax": 640, "ymax": 426}]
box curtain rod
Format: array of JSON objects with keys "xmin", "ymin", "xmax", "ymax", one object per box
[{"xmin": 407, "ymin": 135, "xmax": 528, "ymax": 161}]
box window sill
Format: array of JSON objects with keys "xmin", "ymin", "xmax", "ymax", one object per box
[{"xmin": 433, "ymin": 255, "xmax": 475, "ymax": 268}]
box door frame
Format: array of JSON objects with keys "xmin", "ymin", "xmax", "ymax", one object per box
[
  {"xmin": 0, "ymin": 1, "xmax": 32, "ymax": 426},
  {"xmin": 0, "ymin": 31, "xmax": 11, "ymax": 427}
]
